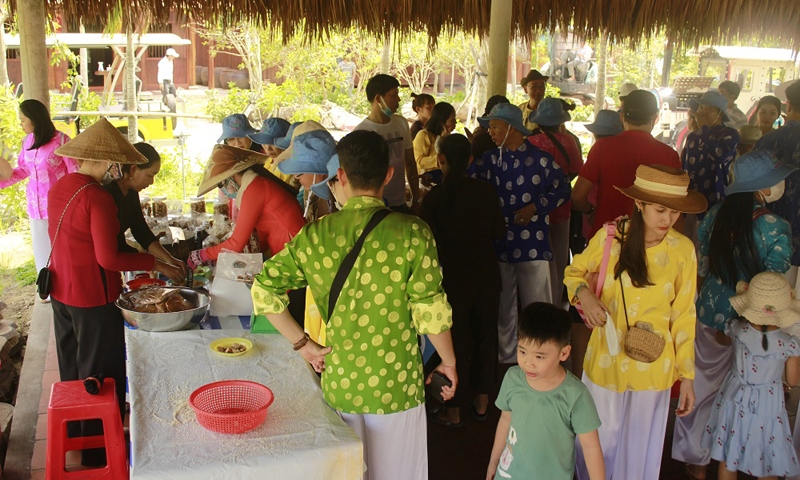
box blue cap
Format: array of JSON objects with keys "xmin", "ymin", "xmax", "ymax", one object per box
[
  {"xmin": 689, "ymin": 90, "xmax": 730, "ymax": 122},
  {"xmin": 217, "ymin": 114, "xmax": 258, "ymax": 143},
  {"xmin": 277, "ymin": 130, "xmax": 336, "ymax": 176},
  {"xmin": 725, "ymin": 149, "xmax": 798, "ymax": 195},
  {"xmin": 477, "ymin": 103, "xmax": 531, "ymax": 136},
  {"xmin": 274, "ymin": 122, "xmax": 301, "ymax": 150},
  {"xmin": 585, "ymin": 110, "xmax": 624, "ymax": 136},
  {"xmin": 248, "ymin": 118, "xmax": 290, "ymax": 146},
  {"xmin": 311, "ymin": 154, "xmax": 340, "ymax": 200},
  {"xmin": 528, "ymin": 97, "xmax": 571, "ymax": 127}
]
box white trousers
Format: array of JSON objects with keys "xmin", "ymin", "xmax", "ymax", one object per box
[
  {"xmin": 30, "ymin": 218, "xmax": 51, "ymax": 272},
  {"xmin": 548, "ymin": 220, "xmax": 570, "ymax": 306},
  {"xmin": 575, "ymin": 374, "xmax": 670, "ymax": 480},
  {"xmin": 498, "ymin": 260, "xmax": 552, "ymax": 363},
  {"xmin": 339, "ymin": 404, "xmax": 427, "ymax": 480}
]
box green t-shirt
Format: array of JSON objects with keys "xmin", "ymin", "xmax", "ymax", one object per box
[
  {"xmin": 251, "ymin": 195, "xmax": 452, "ymax": 414},
  {"xmin": 494, "ymin": 367, "xmax": 601, "ymax": 480}
]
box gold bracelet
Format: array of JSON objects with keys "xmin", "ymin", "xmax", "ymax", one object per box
[{"xmin": 293, "ymin": 333, "xmax": 311, "ymax": 351}]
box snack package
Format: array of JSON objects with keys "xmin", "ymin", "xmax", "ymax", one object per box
[{"xmin": 215, "ymin": 251, "xmax": 263, "ymax": 284}]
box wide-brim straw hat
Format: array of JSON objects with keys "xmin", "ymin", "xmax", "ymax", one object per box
[
  {"xmin": 54, "ymin": 118, "xmax": 147, "ymax": 165},
  {"xmin": 196, "ymin": 144, "xmax": 267, "ymax": 196},
  {"xmin": 730, "ymin": 272, "xmax": 800, "ymax": 329},
  {"xmin": 615, "ymin": 164, "xmax": 708, "ymax": 214}
]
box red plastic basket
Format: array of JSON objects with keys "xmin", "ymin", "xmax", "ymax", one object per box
[{"xmin": 189, "ymin": 380, "xmax": 274, "ymax": 434}]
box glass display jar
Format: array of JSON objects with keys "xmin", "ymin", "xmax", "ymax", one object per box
[
  {"xmin": 189, "ymin": 196, "xmax": 206, "ymax": 216},
  {"xmin": 140, "ymin": 195, "xmax": 152, "ymax": 217},
  {"xmin": 152, "ymin": 196, "xmax": 168, "ymax": 218},
  {"xmin": 213, "ymin": 200, "xmax": 229, "ymax": 218}
]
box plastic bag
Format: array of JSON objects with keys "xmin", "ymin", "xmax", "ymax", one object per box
[
  {"xmin": 215, "ymin": 250, "xmax": 263, "ymax": 284},
  {"xmin": 604, "ymin": 312, "xmax": 620, "ymax": 356}
]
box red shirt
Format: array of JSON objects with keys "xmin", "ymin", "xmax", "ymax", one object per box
[
  {"xmin": 48, "ymin": 173, "xmax": 156, "ymax": 307},
  {"xmin": 529, "ymin": 132, "xmax": 583, "ymax": 223},
  {"xmin": 579, "ymin": 130, "xmax": 680, "ymax": 236},
  {"xmin": 204, "ymin": 175, "xmax": 306, "ymax": 259}
]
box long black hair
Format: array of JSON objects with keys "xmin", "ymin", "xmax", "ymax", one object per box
[
  {"xmin": 614, "ymin": 207, "xmax": 653, "ymax": 288},
  {"xmin": 19, "ymin": 99, "xmax": 56, "ymax": 150},
  {"xmin": 425, "ymin": 102, "xmax": 455, "ymax": 137},
  {"xmin": 436, "ymin": 134, "xmax": 471, "ymax": 216},
  {"xmin": 708, "ymin": 192, "xmax": 763, "ymax": 288}
]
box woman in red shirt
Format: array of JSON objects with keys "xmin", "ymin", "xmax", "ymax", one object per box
[{"xmin": 49, "ymin": 119, "xmax": 184, "ymax": 466}]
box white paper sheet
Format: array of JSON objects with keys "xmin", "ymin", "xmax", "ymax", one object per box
[{"xmin": 126, "ymin": 329, "xmax": 363, "ymax": 480}]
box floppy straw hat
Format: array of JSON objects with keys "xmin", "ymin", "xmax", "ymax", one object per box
[
  {"xmin": 55, "ymin": 118, "xmax": 147, "ymax": 165},
  {"xmin": 615, "ymin": 164, "xmax": 708, "ymax": 214},
  {"xmin": 729, "ymin": 272, "xmax": 800, "ymax": 329},
  {"xmin": 274, "ymin": 120, "xmax": 327, "ymax": 163},
  {"xmin": 196, "ymin": 144, "xmax": 267, "ymax": 196}
]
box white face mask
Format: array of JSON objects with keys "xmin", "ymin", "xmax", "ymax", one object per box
[{"xmin": 763, "ymin": 180, "xmax": 786, "ymax": 203}]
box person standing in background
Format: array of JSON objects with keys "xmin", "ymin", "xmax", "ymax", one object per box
[
  {"xmin": 718, "ymin": 80, "xmax": 748, "ymax": 129},
  {"xmin": 518, "ymin": 70, "xmax": 548, "ymax": 132},
  {"xmin": 157, "ymin": 48, "xmax": 179, "ymax": 111}
]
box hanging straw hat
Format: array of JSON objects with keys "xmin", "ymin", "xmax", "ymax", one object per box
[
  {"xmin": 729, "ymin": 272, "xmax": 800, "ymax": 329},
  {"xmin": 615, "ymin": 164, "xmax": 708, "ymax": 214},
  {"xmin": 54, "ymin": 118, "xmax": 147, "ymax": 164},
  {"xmin": 196, "ymin": 144, "xmax": 267, "ymax": 196}
]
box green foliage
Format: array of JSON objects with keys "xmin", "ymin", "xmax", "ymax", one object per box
[
  {"xmin": 571, "ymin": 104, "xmax": 594, "ymax": 122},
  {"xmin": 0, "ymin": 86, "xmax": 27, "ymax": 232},
  {"xmin": 289, "ymin": 105, "xmax": 322, "ymax": 123},
  {"xmin": 144, "ymin": 148, "xmax": 205, "ymax": 201},
  {"xmin": 14, "ymin": 258, "xmax": 37, "ymax": 286},
  {"xmin": 204, "ymin": 87, "xmax": 252, "ymax": 122}
]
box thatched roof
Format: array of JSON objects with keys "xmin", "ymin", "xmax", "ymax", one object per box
[{"xmin": 28, "ymin": 0, "xmax": 800, "ymax": 48}]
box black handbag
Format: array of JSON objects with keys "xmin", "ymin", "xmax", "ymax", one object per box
[{"xmin": 37, "ymin": 183, "xmax": 94, "ymax": 300}]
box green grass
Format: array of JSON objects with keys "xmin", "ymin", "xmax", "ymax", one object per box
[{"xmin": 14, "ymin": 259, "xmax": 37, "ymax": 286}]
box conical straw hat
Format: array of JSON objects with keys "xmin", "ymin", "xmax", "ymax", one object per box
[{"xmin": 55, "ymin": 118, "xmax": 147, "ymax": 165}]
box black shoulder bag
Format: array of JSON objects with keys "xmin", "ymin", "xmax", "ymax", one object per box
[
  {"xmin": 37, "ymin": 183, "xmax": 94, "ymax": 299},
  {"xmin": 327, "ymin": 209, "xmax": 392, "ymax": 318}
]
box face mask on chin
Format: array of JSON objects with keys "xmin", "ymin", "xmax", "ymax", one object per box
[
  {"xmin": 763, "ymin": 180, "xmax": 785, "ymax": 203},
  {"xmin": 378, "ymin": 97, "xmax": 393, "ymax": 118},
  {"xmin": 220, "ymin": 178, "xmax": 239, "ymax": 199}
]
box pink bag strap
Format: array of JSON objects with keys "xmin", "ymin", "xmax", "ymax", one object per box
[{"xmin": 594, "ymin": 221, "xmax": 617, "ymax": 296}]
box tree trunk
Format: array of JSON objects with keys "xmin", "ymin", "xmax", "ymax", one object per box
[
  {"xmin": 380, "ymin": 30, "xmax": 391, "ymax": 75},
  {"xmin": 594, "ymin": 32, "xmax": 608, "ymax": 116},
  {"xmin": 449, "ymin": 61, "xmax": 455, "ymax": 95},
  {"xmin": 510, "ymin": 35, "xmax": 517, "ymax": 97},
  {"xmin": 486, "ymin": 0, "xmax": 512, "ymax": 96},
  {"xmin": 0, "ymin": 1, "xmax": 8, "ymax": 87},
  {"xmin": 79, "ymin": 21, "xmax": 89, "ymax": 90},
  {"xmin": 125, "ymin": 25, "xmax": 138, "ymax": 143}
]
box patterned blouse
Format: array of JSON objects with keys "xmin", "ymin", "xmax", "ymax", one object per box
[
  {"xmin": 0, "ymin": 131, "xmax": 77, "ymax": 220},
  {"xmin": 251, "ymin": 195, "xmax": 452, "ymax": 414},
  {"xmin": 565, "ymin": 226, "xmax": 698, "ymax": 392},
  {"xmin": 469, "ymin": 139, "xmax": 571, "ymax": 263},
  {"xmin": 681, "ymin": 124, "xmax": 739, "ymax": 218}
]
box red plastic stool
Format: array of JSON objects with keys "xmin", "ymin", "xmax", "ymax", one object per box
[{"xmin": 46, "ymin": 378, "xmax": 128, "ymax": 479}]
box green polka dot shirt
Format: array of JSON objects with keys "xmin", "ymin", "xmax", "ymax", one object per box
[{"xmin": 251, "ymin": 195, "xmax": 453, "ymax": 414}]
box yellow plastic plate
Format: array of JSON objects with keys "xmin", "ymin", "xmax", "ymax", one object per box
[{"xmin": 209, "ymin": 338, "xmax": 254, "ymax": 357}]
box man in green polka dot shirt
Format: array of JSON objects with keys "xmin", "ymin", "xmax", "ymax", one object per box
[{"xmin": 251, "ymin": 130, "xmax": 457, "ymax": 480}]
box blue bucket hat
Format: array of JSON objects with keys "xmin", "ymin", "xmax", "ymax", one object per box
[
  {"xmin": 248, "ymin": 118, "xmax": 290, "ymax": 146},
  {"xmin": 477, "ymin": 103, "xmax": 531, "ymax": 136},
  {"xmin": 726, "ymin": 149, "xmax": 797, "ymax": 195},
  {"xmin": 585, "ymin": 110, "xmax": 624, "ymax": 136},
  {"xmin": 311, "ymin": 154, "xmax": 340, "ymax": 200},
  {"xmin": 217, "ymin": 114, "xmax": 258, "ymax": 143},
  {"xmin": 528, "ymin": 97, "xmax": 571, "ymax": 127},
  {"xmin": 274, "ymin": 122, "xmax": 301, "ymax": 151},
  {"xmin": 278, "ymin": 129, "xmax": 336, "ymax": 176},
  {"xmin": 689, "ymin": 90, "xmax": 730, "ymax": 122}
]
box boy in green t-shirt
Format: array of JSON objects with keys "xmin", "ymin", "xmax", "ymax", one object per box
[{"xmin": 487, "ymin": 303, "xmax": 605, "ymax": 480}]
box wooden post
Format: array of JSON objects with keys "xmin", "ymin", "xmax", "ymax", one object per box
[
  {"xmin": 187, "ymin": 26, "xmax": 197, "ymax": 87},
  {"xmin": 487, "ymin": 0, "xmax": 512, "ymax": 97},
  {"xmin": 125, "ymin": 25, "xmax": 138, "ymax": 143},
  {"xmin": 208, "ymin": 39, "xmax": 215, "ymax": 90},
  {"xmin": 17, "ymin": 0, "xmax": 49, "ymax": 105},
  {"xmin": 594, "ymin": 32, "xmax": 608, "ymax": 116},
  {"xmin": 0, "ymin": 1, "xmax": 9, "ymax": 86},
  {"xmin": 79, "ymin": 21, "xmax": 89, "ymax": 89}
]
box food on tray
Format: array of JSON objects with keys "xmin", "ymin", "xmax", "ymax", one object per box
[
  {"xmin": 216, "ymin": 343, "xmax": 247, "ymax": 354},
  {"xmin": 119, "ymin": 287, "xmax": 196, "ymax": 313}
]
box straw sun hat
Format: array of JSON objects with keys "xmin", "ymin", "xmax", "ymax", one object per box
[
  {"xmin": 196, "ymin": 144, "xmax": 267, "ymax": 196},
  {"xmin": 730, "ymin": 272, "xmax": 800, "ymax": 329},
  {"xmin": 54, "ymin": 118, "xmax": 147, "ymax": 165},
  {"xmin": 615, "ymin": 164, "xmax": 708, "ymax": 214}
]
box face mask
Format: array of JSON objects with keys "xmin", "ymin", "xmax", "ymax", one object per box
[
  {"xmin": 100, "ymin": 172, "xmax": 114, "ymax": 185},
  {"xmin": 763, "ymin": 180, "xmax": 785, "ymax": 203},
  {"xmin": 378, "ymin": 97, "xmax": 393, "ymax": 117},
  {"xmin": 220, "ymin": 179, "xmax": 239, "ymax": 199}
]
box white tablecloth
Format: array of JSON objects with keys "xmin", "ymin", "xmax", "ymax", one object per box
[{"xmin": 126, "ymin": 328, "xmax": 364, "ymax": 480}]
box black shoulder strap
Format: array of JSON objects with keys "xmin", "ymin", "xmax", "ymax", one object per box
[
  {"xmin": 328, "ymin": 209, "xmax": 392, "ymax": 319},
  {"xmin": 543, "ymin": 131, "xmax": 571, "ymax": 169}
]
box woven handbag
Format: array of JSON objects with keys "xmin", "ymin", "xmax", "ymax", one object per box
[{"xmin": 619, "ymin": 277, "xmax": 665, "ymax": 363}]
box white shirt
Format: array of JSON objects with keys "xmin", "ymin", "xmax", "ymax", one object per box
[
  {"xmin": 157, "ymin": 57, "xmax": 174, "ymax": 83},
  {"xmin": 576, "ymin": 44, "xmax": 594, "ymax": 61},
  {"xmin": 354, "ymin": 115, "xmax": 413, "ymax": 207}
]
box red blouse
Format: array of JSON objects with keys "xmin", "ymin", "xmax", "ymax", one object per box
[{"xmin": 48, "ymin": 173, "xmax": 156, "ymax": 307}]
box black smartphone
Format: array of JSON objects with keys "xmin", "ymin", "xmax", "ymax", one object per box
[{"xmin": 427, "ymin": 371, "xmax": 453, "ymax": 404}]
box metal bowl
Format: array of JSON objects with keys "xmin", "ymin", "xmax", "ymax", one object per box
[{"xmin": 116, "ymin": 287, "xmax": 210, "ymax": 332}]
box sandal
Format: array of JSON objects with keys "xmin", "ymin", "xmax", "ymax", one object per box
[
  {"xmin": 470, "ymin": 400, "xmax": 488, "ymax": 421},
  {"xmin": 428, "ymin": 412, "xmax": 464, "ymax": 428}
]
